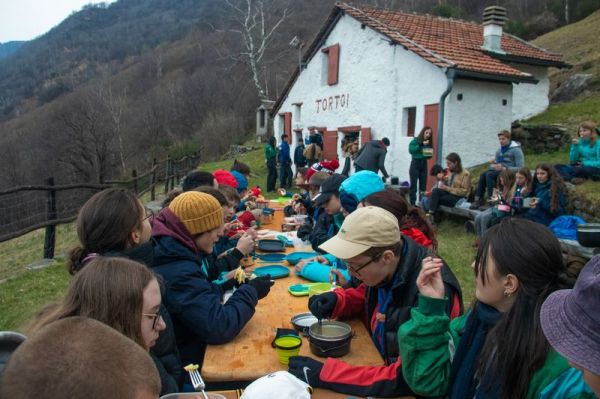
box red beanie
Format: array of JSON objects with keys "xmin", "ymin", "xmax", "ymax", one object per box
[
  {"xmin": 213, "ymin": 170, "xmax": 238, "ymax": 188},
  {"xmin": 321, "ymin": 159, "xmax": 339, "ymax": 172},
  {"xmin": 250, "ymin": 186, "xmax": 261, "ymax": 197},
  {"xmin": 236, "ymin": 211, "xmax": 256, "ymax": 228}
]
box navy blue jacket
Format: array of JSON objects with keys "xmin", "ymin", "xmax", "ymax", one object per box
[
  {"xmin": 524, "ymin": 181, "xmax": 566, "ymax": 226},
  {"xmin": 151, "ymin": 210, "xmax": 258, "ymax": 368}
]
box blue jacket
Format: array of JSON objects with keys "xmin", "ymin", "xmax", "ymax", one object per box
[
  {"xmin": 278, "ymin": 141, "xmax": 292, "ymax": 163},
  {"xmin": 524, "ymin": 181, "xmax": 566, "ymax": 226},
  {"xmin": 151, "ymin": 210, "xmax": 258, "ymax": 368}
]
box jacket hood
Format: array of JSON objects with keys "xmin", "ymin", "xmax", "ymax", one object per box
[
  {"xmin": 152, "ymin": 208, "xmax": 199, "ymax": 254},
  {"xmin": 508, "ymin": 140, "xmax": 521, "ymax": 149},
  {"xmin": 105, "ymin": 241, "xmax": 155, "ymax": 267}
]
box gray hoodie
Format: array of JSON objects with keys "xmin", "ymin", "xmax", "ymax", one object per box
[
  {"xmin": 493, "ymin": 140, "xmax": 524, "ymax": 172},
  {"xmin": 354, "ymin": 140, "xmax": 389, "ymax": 177}
]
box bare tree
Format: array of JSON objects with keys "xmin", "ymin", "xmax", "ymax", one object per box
[
  {"xmin": 96, "ymin": 74, "xmax": 128, "ymax": 174},
  {"xmin": 218, "ymin": 0, "xmax": 290, "ymax": 100}
]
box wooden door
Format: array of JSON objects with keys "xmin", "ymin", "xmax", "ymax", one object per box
[{"xmin": 424, "ymin": 104, "xmax": 439, "ymax": 191}]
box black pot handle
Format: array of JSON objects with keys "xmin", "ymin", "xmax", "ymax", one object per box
[{"xmin": 310, "ymin": 340, "xmax": 349, "ymax": 354}]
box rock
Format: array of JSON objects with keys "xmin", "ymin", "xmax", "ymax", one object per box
[{"xmin": 551, "ymin": 74, "xmax": 593, "ymax": 103}]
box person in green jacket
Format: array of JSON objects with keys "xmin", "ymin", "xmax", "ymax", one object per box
[
  {"xmin": 555, "ymin": 121, "xmax": 600, "ymax": 184},
  {"xmin": 398, "ymin": 218, "xmax": 594, "ymax": 399},
  {"xmin": 408, "ymin": 126, "xmax": 434, "ymax": 205},
  {"xmin": 264, "ymin": 136, "xmax": 278, "ymax": 192}
]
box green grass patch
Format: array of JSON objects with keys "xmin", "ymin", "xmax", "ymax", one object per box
[
  {"xmin": 526, "ymin": 96, "xmax": 600, "ymax": 128},
  {"xmin": 0, "ymin": 260, "xmax": 70, "ymax": 331}
]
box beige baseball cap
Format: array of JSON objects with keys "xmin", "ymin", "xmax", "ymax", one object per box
[{"xmin": 319, "ymin": 206, "xmax": 400, "ymax": 259}]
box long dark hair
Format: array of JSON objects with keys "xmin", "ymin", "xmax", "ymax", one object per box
[
  {"xmin": 446, "ymin": 152, "xmax": 463, "ymax": 174},
  {"xmin": 363, "ymin": 189, "xmax": 437, "ymax": 248},
  {"xmin": 532, "ymin": 163, "xmax": 566, "ymax": 212},
  {"xmin": 268, "ymin": 136, "xmax": 276, "ymax": 148},
  {"xmin": 417, "ymin": 126, "xmax": 432, "ymax": 145},
  {"xmin": 68, "ymin": 188, "xmax": 144, "ymax": 275},
  {"xmin": 475, "ymin": 218, "xmax": 571, "ymax": 399}
]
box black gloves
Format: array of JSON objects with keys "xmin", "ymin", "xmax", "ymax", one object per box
[
  {"xmin": 308, "ymin": 291, "xmax": 337, "ymax": 320},
  {"xmin": 288, "ymin": 356, "xmax": 324, "ymax": 387},
  {"xmin": 247, "ymin": 275, "xmax": 274, "ymax": 300}
]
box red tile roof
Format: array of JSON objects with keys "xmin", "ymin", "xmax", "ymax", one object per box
[
  {"xmin": 272, "ymin": 3, "xmax": 566, "ymax": 115},
  {"xmin": 339, "ymin": 3, "xmax": 565, "ymax": 79}
]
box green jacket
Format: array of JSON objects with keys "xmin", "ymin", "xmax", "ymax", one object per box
[
  {"xmin": 264, "ymin": 144, "xmax": 277, "ymax": 160},
  {"xmin": 569, "ymin": 138, "xmax": 600, "ymax": 169},
  {"xmin": 398, "ymin": 295, "xmax": 593, "ymax": 398},
  {"xmin": 408, "ymin": 138, "xmax": 433, "ymax": 160}
]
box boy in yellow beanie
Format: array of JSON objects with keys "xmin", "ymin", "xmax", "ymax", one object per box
[{"xmin": 150, "ymin": 191, "xmax": 273, "ymax": 373}]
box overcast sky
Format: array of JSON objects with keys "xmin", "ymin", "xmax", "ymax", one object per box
[{"xmin": 0, "ymin": 0, "xmax": 116, "ymax": 43}]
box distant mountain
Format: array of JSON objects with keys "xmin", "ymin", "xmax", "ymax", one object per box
[{"xmin": 0, "ymin": 41, "xmax": 25, "ymax": 60}]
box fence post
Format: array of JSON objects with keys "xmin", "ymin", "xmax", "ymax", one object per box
[
  {"xmin": 132, "ymin": 169, "xmax": 138, "ymax": 194},
  {"xmin": 164, "ymin": 155, "xmax": 171, "ymax": 194},
  {"xmin": 151, "ymin": 158, "xmax": 157, "ymax": 201},
  {"xmin": 43, "ymin": 177, "xmax": 57, "ymax": 259}
]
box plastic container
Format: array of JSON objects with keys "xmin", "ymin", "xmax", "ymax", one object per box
[
  {"xmin": 273, "ymin": 335, "xmax": 302, "ymax": 365},
  {"xmin": 308, "ymin": 283, "xmax": 332, "ymax": 298}
]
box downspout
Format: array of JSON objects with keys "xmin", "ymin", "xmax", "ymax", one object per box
[{"xmin": 437, "ymin": 68, "xmax": 455, "ymax": 163}]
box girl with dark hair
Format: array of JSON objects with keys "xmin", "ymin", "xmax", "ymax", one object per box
[
  {"xmin": 68, "ymin": 188, "xmax": 151, "ymax": 275},
  {"xmin": 264, "ymin": 136, "xmax": 278, "ymax": 192},
  {"xmin": 472, "ymin": 169, "xmax": 515, "ymax": 238},
  {"xmin": 408, "ymin": 126, "xmax": 434, "ymax": 205},
  {"xmin": 399, "ymin": 218, "xmax": 592, "ymax": 399},
  {"xmin": 363, "ymin": 188, "xmax": 437, "ymax": 249},
  {"xmin": 424, "ymin": 152, "xmax": 471, "ymax": 223},
  {"xmin": 523, "ymin": 163, "xmax": 567, "ymax": 226},
  {"xmin": 555, "ymin": 121, "xmax": 600, "ymax": 184}
]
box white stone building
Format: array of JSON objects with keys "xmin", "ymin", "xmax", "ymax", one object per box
[{"xmin": 271, "ymin": 3, "xmax": 566, "ymax": 183}]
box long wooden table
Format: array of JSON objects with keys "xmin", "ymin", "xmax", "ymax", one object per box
[{"xmin": 202, "ymin": 204, "xmax": 384, "ymax": 382}]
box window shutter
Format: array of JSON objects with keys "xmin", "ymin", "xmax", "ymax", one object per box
[
  {"xmin": 321, "ymin": 43, "xmax": 340, "ymax": 86},
  {"xmin": 323, "ymin": 130, "xmax": 338, "ymax": 160},
  {"xmin": 284, "ymin": 112, "xmax": 292, "ymax": 143},
  {"xmin": 360, "ymin": 127, "xmax": 372, "ymax": 146}
]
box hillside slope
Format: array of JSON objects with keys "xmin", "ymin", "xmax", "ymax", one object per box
[{"xmin": 529, "ymin": 10, "xmax": 600, "ymax": 127}]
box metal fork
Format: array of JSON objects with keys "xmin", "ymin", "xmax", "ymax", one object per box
[{"xmin": 188, "ymin": 368, "xmax": 209, "ymax": 399}]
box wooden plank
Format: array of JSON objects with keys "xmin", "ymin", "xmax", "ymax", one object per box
[{"xmin": 439, "ymin": 205, "xmax": 480, "ymax": 220}]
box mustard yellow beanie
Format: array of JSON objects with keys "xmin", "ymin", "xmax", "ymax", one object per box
[{"xmin": 168, "ymin": 191, "xmax": 223, "ymax": 235}]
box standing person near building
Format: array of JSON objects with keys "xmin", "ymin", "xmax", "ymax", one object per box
[
  {"xmin": 278, "ymin": 134, "xmax": 293, "ymax": 189},
  {"xmin": 471, "ymin": 130, "xmax": 524, "ymax": 209},
  {"xmin": 264, "ymin": 136, "xmax": 278, "ymax": 192},
  {"xmin": 304, "ymin": 133, "xmax": 323, "ymax": 167},
  {"xmin": 289, "ymin": 206, "xmax": 462, "ymax": 398},
  {"xmin": 353, "ymin": 137, "xmax": 391, "ymax": 180},
  {"xmin": 293, "ymin": 136, "xmax": 307, "ymax": 178},
  {"xmin": 555, "ymin": 121, "xmax": 600, "ymax": 184},
  {"xmin": 408, "ymin": 127, "xmax": 434, "ymax": 205}
]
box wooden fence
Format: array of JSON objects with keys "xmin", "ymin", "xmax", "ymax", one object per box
[{"xmin": 0, "ymin": 151, "xmax": 201, "ymax": 259}]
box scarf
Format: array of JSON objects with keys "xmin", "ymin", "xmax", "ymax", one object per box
[{"xmin": 449, "ymin": 302, "xmax": 501, "ymax": 399}]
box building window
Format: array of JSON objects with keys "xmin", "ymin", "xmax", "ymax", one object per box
[
  {"xmin": 293, "ymin": 103, "xmax": 302, "ymax": 122},
  {"xmin": 403, "ymin": 107, "xmax": 416, "ymax": 136},
  {"xmin": 502, "ymin": 99, "xmax": 508, "ymax": 106},
  {"xmin": 259, "ymin": 109, "xmax": 266, "ymax": 128},
  {"xmin": 321, "ymin": 43, "xmax": 340, "ymax": 86},
  {"xmin": 457, "ymin": 93, "xmax": 463, "ymax": 101}
]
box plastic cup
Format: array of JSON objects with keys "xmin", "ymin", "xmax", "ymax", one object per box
[{"xmin": 273, "ymin": 335, "xmax": 302, "ymax": 365}]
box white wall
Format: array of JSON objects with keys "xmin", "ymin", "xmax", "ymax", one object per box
[
  {"xmin": 444, "ymin": 78, "xmax": 513, "ymax": 167},
  {"xmin": 274, "ymin": 14, "xmax": 446, "ymax": 181},
  {"xmin": 511, "ymin": 64, "xmax": 549, "ymax": 121}
]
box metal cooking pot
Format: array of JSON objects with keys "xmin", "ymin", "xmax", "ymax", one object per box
[
  {"xmin": 308, "ymin": 320, "xmax": 352, "ymax": 358},
  {"xmin": 576, "ymin": 223, "xmax": 600, "ymax": 248}
]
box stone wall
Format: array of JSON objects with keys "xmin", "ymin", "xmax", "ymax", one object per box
[{"xmin": 511, "ymin": 122, "xmax": 570, "ymax": 153}]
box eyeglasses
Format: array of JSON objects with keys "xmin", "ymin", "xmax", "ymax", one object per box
[
  {"xmin": 347, "ymin": 253, "xmax": 383, "ymax": 275},
  {"xmin": 143, "ymin": 208, "xmax": 155, "ymax": 222},
  {"xmin": 142, "ymin": 308, "xmax": 163, "ymax": 330}
]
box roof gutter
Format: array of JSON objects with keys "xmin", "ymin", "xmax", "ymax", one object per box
[{"xmin": 437, "ymin": 68, "xmax": 455, "ymax": 163}]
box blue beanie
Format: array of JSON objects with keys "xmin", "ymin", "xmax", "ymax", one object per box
[
  {"xmin": 340, "ymin": 171, "xmax": 384, "ymax": 203},
  {"xmin": 230, "ymin": 170, "xmax": 248, "ymax": 193}
]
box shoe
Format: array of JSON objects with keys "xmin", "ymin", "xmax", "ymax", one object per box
[
  {"xmin": 464, "ymin": 220, "xmax": 475, "ymax": 234},
  {"xmin": 470, "ymin": 199, "xmax": 482, "ymax": 210},
  {"xmin": 571, "ymin": 177, "xmax": 586, "ymax": 185}
]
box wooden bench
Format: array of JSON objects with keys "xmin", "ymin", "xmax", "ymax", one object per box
[{"xmin": 439, "ymin": 205, "xmax": 481, "ymax": 220}]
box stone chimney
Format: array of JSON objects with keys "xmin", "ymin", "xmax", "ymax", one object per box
[{"xmin": 482, "ymin": 6, "xmax": 508, "ymax": 54}]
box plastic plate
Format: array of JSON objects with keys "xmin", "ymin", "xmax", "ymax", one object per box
[
  {"xmin": 284, "ymin": 251, "xmax": 318, "ymax": 265},
  {"xmin": 257, "ymin": 239, "xmax": 285, "ymax": 252},
  {"xmin": 253, "ymin": 265, "xmax": 290, "ymax": 279},
  {"xmin": 288, "ymin": 283, "xmax": 318, "ymax": 296},
  {"xmin": 255, "ymin": 253, "xmax": 286, "ymax": 262}
]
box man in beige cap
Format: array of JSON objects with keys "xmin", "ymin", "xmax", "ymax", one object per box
[{"xmin": 288, "ymin": 206, "xmax": 462, "ymax": 398}]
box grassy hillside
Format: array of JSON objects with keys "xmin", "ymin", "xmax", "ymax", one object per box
[{"xmin": 530, "ymin": 10, "xmax": 600, "ymax": 127}]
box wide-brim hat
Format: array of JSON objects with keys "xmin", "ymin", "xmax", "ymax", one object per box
[{"xmin": 540, "ymin": 255, "xmax": 600, "ymax": 375}]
